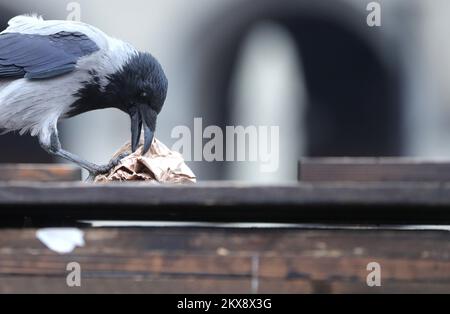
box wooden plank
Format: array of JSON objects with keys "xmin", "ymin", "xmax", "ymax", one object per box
[
  {"xmin": 0, "ymin": 277, "xmax": 313, "ymax": 294},
  {"xmin": 0, "ymin": 228, "xmax": 448, "ymax": 293},
  {"xmin": 0, "ymin": 277, "xmax": 253, "ymax": 294},
  {"xmin": 4, "ymin": 181, "xmax": 450, "ymax": 207},
  {"xmin": 299, "ymin": 158, "xmax": 450, "ymax": 182},
  {"xmin": 0, "ymin": 253, "xmax": 253, "ymax": 277},
  {"xmin": 1, "ymin": 182, "xmax": 450, "ymax": 224},
  {"xmin": 258, "ymin": 256, "xmax": 450, "ymax": 280},
  {"xmin": 0, "ymin": 164, "xmax": 81, "ymax": 182},
  {"xmin": 2, "ymin": 229, "xmax": 450, "ymax": 260},
  {"xmin": 330, "ymin": 281, "xmax": 450, "ymax": 294}
]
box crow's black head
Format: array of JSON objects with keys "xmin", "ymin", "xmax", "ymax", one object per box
[
  {"xmin": 107, "ymin": 52, "xmax": 168, "ymax": 114},
  {"xmin": 69, "ymin": 52, "xmax": 168, "ymax": 154},
  {"xmin": 105, "ymin": 52, "xmax": 168, "ymax": 153}
]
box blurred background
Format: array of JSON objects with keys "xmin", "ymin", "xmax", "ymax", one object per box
[{"xmin": 0, "ymin": 0, "xmax": 449, "ymax": 182}]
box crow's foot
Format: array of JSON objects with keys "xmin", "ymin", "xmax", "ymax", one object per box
[{"xmin": 86, "ymin": 152, "xmax": 131, "ymax": 181}]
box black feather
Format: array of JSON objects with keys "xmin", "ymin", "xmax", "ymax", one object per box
[
  {"xmin": 68, "ymin": 52, "xmax": 168, "ymax": 118},
  {"xmin": 65, "ymin": 69, "xmax": 108, "ymax": 118},
  {"xmin": 104, "ymin": 52, "xmax": 168, "ymax": 113}
]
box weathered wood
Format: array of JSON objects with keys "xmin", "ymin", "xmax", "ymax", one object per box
[
  {"xmin": 0, "ymin": 228, "xmax": 448, "ymax": 293},
  {"xmin": 4, "ymin": 181, "xmax": 450, "ymax": 207},
  {"xmin": 0, "ymin": 277, "xmax": 254, "ymax": 294},
  {"xmin": 299, "ymin": 158, "xmax": 450, "ymax": 182},
  {"xmin": 0, "ymin": 182, "xmax": 450, "ymax": 224},
  {"xmin": 0, "ymin": 164, "xmax": 81, "ymax": 182}
]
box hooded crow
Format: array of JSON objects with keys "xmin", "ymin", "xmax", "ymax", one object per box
[{"xmin": 0, "ymin": 15, "xmax": 168, "ymax": 178}]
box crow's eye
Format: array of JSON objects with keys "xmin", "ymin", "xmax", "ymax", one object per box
[{"xmin": 140, "ymin": 91, "xmax": 148, "ymax": 98}]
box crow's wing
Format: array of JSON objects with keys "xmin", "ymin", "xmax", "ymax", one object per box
[{"xmin": 0, "ymin": 31, "xmax": 99, "ymax": 79}]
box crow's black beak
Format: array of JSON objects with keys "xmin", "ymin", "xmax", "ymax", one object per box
[
  {"xmin": 130, "ymin": 104, "xmax": 156, "ymax": 154},
  {"xmin": 130, "ymin": 107, "xmax": 142, "ymax": 153}
]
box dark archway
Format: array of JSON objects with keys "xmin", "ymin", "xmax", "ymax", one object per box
[
  {"xmin": 283, "ymin": 13, "xmax": 401, "ymax": 156},
  {"xmin": 191, "ymin": 0, "xmax": 402, "ymax": 179}
]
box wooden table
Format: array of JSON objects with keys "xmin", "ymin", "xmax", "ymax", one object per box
[
  {"xmin": 0, "ymin": 227, "xmax": 448, "ymax": 294},
  {"xmin": 0, "ymin": 161, "xmax": 449, "ymax": 293}
]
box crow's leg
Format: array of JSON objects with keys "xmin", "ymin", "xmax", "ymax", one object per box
[{"xmin": 40, "ymin": 129, "xmax": 129, "ymax": 180}]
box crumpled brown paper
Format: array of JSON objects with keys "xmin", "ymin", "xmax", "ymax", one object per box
[{"xmin": 94, "ymin": 138, "xmax": 196, "ymax": 183}]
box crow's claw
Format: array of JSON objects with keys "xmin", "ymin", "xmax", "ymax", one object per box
[
  {"xmin": 111, "ymin": 152, "xmax": 131, "ymax": 165},
  {"xmin": 85, "ymin": 151, "xmax": 131, "ymax": 182}
]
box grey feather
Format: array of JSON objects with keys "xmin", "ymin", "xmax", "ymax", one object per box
[
  {"xmin": 0, "ymin": 31, "xmax": 99, "ymax": 79},
  {"xmin": 0, "ymin": 15, "xmax": 137, "ymax": 145}
]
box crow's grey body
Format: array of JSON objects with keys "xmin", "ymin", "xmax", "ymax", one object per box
[
  {"xmin": 0, "ymin": 15, "xmax": 137, "ymax": 146},
  {"xmin": 0, "ymin": 15, "xmax": 168, "ymax": 179}
]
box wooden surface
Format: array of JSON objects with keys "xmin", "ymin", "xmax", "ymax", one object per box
[
  {"xmin": 0, "ymin": 159, "xmax": 449, "ymax": 293},
  {"xmin": 0, "ymin": 227, "xmax": 448, "ymax": 294},
  {"xmin": 0, "ymin": 164, "xmax": 81, "ymax": 182},
  {"xmin": 0, "ymin": 181, "xmax": 450, "ymax": 225},
  {"xmin": 0, "ymin": 160, "xmax": 449, "ymax": 225},
  {"xmin": 299, "ymin": 158, "xmax": 450, "ymax": 182}
]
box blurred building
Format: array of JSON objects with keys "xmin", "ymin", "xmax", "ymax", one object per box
[{"xmin": 0, "ymin": 0, "xmax": 450, "ymax": 181}]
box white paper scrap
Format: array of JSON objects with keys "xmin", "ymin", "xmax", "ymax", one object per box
[{"xmin": 36, "ymin": 228, "xmax": 85, "ymax": 254}]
